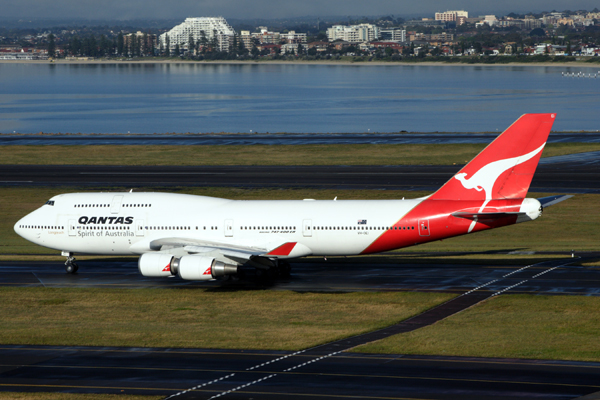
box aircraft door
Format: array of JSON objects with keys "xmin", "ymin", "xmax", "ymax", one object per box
[
  {"xmin": 418, "ymin": 219, "xmax": 430, "ymax": 236},
  {"xmin": 136, "ymin": 219, "xmax": 145, "ymax": 237},
  {"xmin": 303, "ymin": 219, "xmax": 312, "ymax": 237},
  {"xmin": 69, "ymin": 219, "xmax": 77, "ymax": 236},
  {"xmin": 111, "ymin": 195, "xmax": 123, "ymax": 214},
  {"xmin": 225, "ymin": 219, "xmax": 233, "ymax": 237}
]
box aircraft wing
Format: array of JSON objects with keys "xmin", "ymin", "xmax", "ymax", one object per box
[
  {"xmin": 537, "ymin": 195, "xmax": 573, "ymax": 208},
  {"xmin": 134, "ymin": 237, "xmax": 311, "ymax": 262}
]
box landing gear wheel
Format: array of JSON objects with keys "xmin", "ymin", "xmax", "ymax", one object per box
[
  {"xmin": 279, "ymin": 262, "xmax": 291, "ymax": 278},
  {"xmin": 65, "ymin": 262, "xmax": 78, "ymax": 274},
  {"xmin": 64, "ymin": 253, "xmax": 78, "ymax": 274}
]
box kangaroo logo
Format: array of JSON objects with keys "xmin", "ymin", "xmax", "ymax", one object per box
[{"xmin": 454, "ymin": 143, "xmax": 545, "ymax": 232}]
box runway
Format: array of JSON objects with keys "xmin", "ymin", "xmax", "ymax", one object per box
[
  {"xmin": 1, "ymin": 156, "xmax": 599, "ymax": 193},
  {"xmin": 1, "ymin": 344, "xmax": 599, "ymax": 400},
  {"xmin": 1, "ymin": 255, "xmax": 600, "ymax": 398},
  {"xmin": 1, "ymin": 254, "xmax": 599, "ymax": 295}
]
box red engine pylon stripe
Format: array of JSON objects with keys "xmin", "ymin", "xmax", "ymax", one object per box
[{"xmin": 266, "ymin": 242, "xmax": 297, "ymax": 256}]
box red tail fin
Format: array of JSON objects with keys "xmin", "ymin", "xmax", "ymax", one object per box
[{"xmin": 429, "ymin": 113, "xmax": 556, "ymax": 201}]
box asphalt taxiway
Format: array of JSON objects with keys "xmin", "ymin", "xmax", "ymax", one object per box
[
  {"xmin": 1, "ymin": 254, "xmax": 599, "ymax": 295},
  {"xmin": 1, "ymin": 344, "xmax": 599, "ymax": 400},
  {"xmin": 1, "ymin": 158, "xmax": 600, "ymax": 193}
]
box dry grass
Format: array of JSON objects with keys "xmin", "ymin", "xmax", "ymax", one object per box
[
  {"xmin": 0, "ymin": 288, "xmax": 452, "ymax": 350},
  {"xmin": 2, "ymin": 142, "xmax": 599, "ymax": 166},
  {"xmin": 354, "ymin": 294, "xmax": 600, "ymax": 362}
]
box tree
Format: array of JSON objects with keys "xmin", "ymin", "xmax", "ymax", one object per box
[
  {"xmin": 174, "ymin": 43, "xmax": 180, "ymax": 57},
  {"xmin": 165, "ymin": 34, "xmax": 170, "ymax": 56},
  {"xmin": 99, "ymin": 34, "xmax": 110, "ymax": 57},
  {"xmin": 143, "ymin": 33, "xmax": 149, "ymax": 56},
  {"xmin": 149, "ymin": 34, "xmax": 155, "ymax": 57},
  {"xmin": 135, "ymin": 36, "xmax": 141, "ymax": 57},
  {"xmin": 200, "ymin": 31, "xmax": 208, "ymax": 53},
  {"xmin": 47, "ymin": 33, "xmax": 56, "ymax": 58},
  {"xmin": 210, "ymin": 29, "xmax": 218, "ymax": 52},
  {"xmin": 117, "ymin": 32, "xmax": 124, "ymax": 56},
  {"xmin": 530, "ymin": 28, "xmax": 546, "ymax": 37},
  {"xmin": 238, "ymin": 37, "xmax": 247, "ymax": 56},
  {"xmin": 231, "ymin": 34, "xmax": 238, "ymax": 56},
  {"xmin": 188, "ymin": 33, "xmax": 194, "ymax": 55},
  {"xmin": 384, "ymin": 46, "xmax": 393, "ymax": 57},
  {"xmin": 566, "ymin": 41, "xmax": 571, "ymax": 55},
  {"xmin": 70, "ymin": 35, "xmax": 81, "ymax": 56}
]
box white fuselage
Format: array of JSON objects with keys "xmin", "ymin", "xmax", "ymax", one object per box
[{"xmin": 14, "ymin": 192, "xmax": 424, "ymax": 257}]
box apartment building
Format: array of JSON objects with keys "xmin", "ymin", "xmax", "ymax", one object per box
[
  {"xmin": 327, "ymin": 24, "xmax": 380, "ymax": 43},
  {"xmin": 159, "ymin": 17, "xmax": 236, "ymax": 53},
  {"xmin": 380, "ymin": 28, "xmax": 406, "ymax": 42}
]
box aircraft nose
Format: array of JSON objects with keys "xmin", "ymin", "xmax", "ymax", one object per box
[{"xmin": 14, "ymin": 217, "xmax": 26, "ymax": 238}]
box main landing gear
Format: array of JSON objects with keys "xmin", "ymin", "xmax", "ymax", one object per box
[{"xmin": 62, "ymin": 251, "xmax": 79, "ymax": 274}]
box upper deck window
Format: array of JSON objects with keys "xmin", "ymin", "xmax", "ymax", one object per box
[{"xmin": 45, "ymin": 200, "xmax": 55, "ymax": 206}]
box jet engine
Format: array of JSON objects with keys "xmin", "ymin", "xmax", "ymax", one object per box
[
  {"xmin": 138, "ymin": 253, "xmax": 176, "ymax": 277},
  {"xmin": 138, "ymin": 253, "xmax": 239, "ymax": 281}
]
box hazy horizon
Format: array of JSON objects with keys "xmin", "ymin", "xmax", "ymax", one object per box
[{"xmin": 2, "ymin": 0, "xmax": 599, "ymax": 22}]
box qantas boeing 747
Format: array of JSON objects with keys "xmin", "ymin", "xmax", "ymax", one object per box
[{"xmin": 14, "ymin": 114, "xmax": 571, "ymax": 280}]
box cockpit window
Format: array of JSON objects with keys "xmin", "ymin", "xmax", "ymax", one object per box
[{"xmin": 45, "ymin": 200, "xmax": 55, "ymax": 206}]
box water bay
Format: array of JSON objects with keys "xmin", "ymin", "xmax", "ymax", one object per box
[{"xmin": 0, "ymin": 62, "xmax": 598, "ymax": 134}]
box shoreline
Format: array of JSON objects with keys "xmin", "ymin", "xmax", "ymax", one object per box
[
  {"xmin": 1, "ymin": 59, "xmax": 599, "ymax": 68},
  {"xmin": 2, "ymin": 130, "xmax": 600, "ymax": 136}
]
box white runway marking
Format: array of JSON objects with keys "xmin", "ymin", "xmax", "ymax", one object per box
[
  {"xmin": 246, "ymin": 349, "xmax": 306, "ymax": 370},
  {"xmin": 492, "ymin": 280, "xmax": 529, "ymax": 297},
  {"xmin": 208, "ymin": 374, "xmax": 277, "ymax": 400},
  {"xmin": 164, "ymin": 373, "xmax": 235, "ymax": 399}
]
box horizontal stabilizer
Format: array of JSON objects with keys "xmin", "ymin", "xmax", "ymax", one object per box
[
  {"xmin": 452, "ymin": 211, "xmax": 525, "ymax": 220},
  {"xmin": 538, "ymin": 195, "xmax": 573, "ymax": 208}
]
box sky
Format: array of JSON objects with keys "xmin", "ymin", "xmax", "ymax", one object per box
[{"xmin": 2, "ymin": 0, "xmax": 598, "ymax": 21}]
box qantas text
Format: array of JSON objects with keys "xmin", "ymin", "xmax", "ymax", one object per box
[{"xmin": 78, "ymin": 216, "xmax": 134, "ymax": 225}]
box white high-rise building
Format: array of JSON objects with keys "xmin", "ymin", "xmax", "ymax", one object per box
[
  {"xmin": 380, "ymin": 28, "xmax": 406, "ymax": 42},
  {"xmin": 326, "ymin": 24, "xmax": 380, "ymax": 43},
  {"xmin": 435, "ymin": 10, "xmax": 469, "ymax": 22},
  {"xmin": 159, "ymin": 17, "xmax": 236, "ymax": 53}
]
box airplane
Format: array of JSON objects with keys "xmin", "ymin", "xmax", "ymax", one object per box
[{"xmin": 14, "ymin": 113, "xmax": 571, "ymax": 280}]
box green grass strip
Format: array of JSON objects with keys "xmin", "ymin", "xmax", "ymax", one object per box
[
  {"xmin": 354, "ymin": 294, "xmax": 600, "ymax": 362},
  {"xmin": 0, "ymin": 288, "xmax": 452, "ymax": 350},
  {"xmin": 2, "ymin": 142, "xmax": 599, "ymax": 165}
]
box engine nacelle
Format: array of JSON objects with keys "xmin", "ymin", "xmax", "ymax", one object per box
[
  {"xmin": 177, "ymin": 255, "xmax": 239, "ymax": 281},
  {"xmin": 138, "ymin": 253, "xmax": 176, "ymax": 277}
]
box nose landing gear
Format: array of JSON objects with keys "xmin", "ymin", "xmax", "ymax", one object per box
[{"xmin": 62, "ymin": 251, "xmax": 79, "ymax": 274}]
